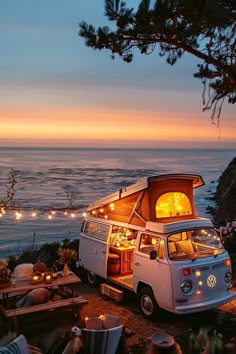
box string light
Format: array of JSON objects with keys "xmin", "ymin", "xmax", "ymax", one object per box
[{"xmin": 0, "ymin": 206, "xmax": 81, "ymax": 221}]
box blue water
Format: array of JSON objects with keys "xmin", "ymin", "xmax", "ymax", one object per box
[{"xmin": 0, "ymin": 147, "xmax": 235, "ymax": 258}]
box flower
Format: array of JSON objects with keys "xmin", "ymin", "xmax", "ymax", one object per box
[
  {"xmin": 0, "ymin": 259, "xmax": 8, "ymax": 270},
  {"xmin": 217, "ymin": 221, "xmax": 236, "ymax": 240},
  {"xmin": 216, "ymin": 221, "xmax": 236, "ymax": 252},
  {"xmin": 57, "ymin": 248, "xmax": 77, "ymax": 265},
  {"xmin": 0, "ymin": 259, "xmax": 11, "ymax": 280}
]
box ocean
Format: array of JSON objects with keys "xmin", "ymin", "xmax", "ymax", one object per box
[{"xmin": 0, "ymin": 147, "xmax": 235, "ymax": 258}]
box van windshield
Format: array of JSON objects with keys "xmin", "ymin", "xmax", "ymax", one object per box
[{"xmin": 168, "ymin": 228, "xmax": 224, "ymax": 261}]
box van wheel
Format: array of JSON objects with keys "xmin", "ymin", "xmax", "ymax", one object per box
[
  {"xmin": 86, "ymin": 271, "xmax": 100, "ymax": 287},
  {"xmin": 138, "ymin": 287, "xmax": 158, "ymax": 320}
]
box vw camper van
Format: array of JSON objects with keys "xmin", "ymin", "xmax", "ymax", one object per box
[{"xmin": 79, "ymin": 174, "xmax": 236, "ymax": 319}]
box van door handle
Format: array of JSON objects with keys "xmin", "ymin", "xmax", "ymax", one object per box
[{"xmin": 134, "ymin": 262, "xmax": 140, "ymax": 266}]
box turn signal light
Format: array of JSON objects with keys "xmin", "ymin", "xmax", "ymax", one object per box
[
  {"xmin": 225, "ymin": 259, "xmax": 231, "ymax": 267},
  {"xmin": 183, "ymin": 268, "xmax": 191, "ymax": 276}
]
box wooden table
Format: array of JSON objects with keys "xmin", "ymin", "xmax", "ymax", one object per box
[{"xmin": 0, "ymin": 272, "xmax": 88, "ymax": 321}]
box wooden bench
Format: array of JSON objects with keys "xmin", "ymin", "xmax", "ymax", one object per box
[{"xmin": 4, "ymin": 296, "xmax": 88, "ymax": 321}]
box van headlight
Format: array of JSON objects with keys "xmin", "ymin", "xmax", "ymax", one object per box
[
  {"xmin": 224, "ymin": 272, "xmax": 232, "ymax": 284},
  {"xmin": 181, "ymin": 280, "xmax": 192, "ymax": 294}
]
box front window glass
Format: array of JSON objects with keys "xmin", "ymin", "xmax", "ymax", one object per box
[
  {"xmin": 156, "ymin": 192, "xmax": 192, "ymax": 218},
  {"xmin": 168, "ymin": 228, "xmax": 224, "ymax": 261}
]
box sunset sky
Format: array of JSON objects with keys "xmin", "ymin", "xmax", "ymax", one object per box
[{"xmin": 0, "ymin": 0, "xmax": 235, "ymax": 148}]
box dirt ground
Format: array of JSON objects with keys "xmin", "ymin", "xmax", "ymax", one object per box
[
  {"xmin": 8, "ymin": 279, "xmax": 235, "ymax": 353},
  {"xmin": 2, "ymin": 276, "xmax": 236, "ymax": 353},
  {"xmin": 77, "ymin": 282, "xmax": 236, "ymax": 351}
]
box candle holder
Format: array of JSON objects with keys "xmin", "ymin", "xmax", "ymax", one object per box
[
  {"xmin": 52, "ymin": 271, "xmax": 58, "ymax": 280},
  {"xmin": 31, "ymin": 273, "xmax": 43, "ymax": 284},
  {"xmin": 44, "ymin": 273, "xmax": 52, "ymax": 283}
]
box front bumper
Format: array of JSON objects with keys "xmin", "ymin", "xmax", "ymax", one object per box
[{"xmin": 173, "ymin": 290, "xmax": 236, "ymax": 314}]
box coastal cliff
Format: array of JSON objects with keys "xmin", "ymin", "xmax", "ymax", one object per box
[{"xmin": 213, "ymin": 156, "xmax": 236, "ymax": 224}]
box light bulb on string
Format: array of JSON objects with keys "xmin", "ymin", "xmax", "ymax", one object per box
[
  {"xmin": 32, "ymin": 209, "xmax": 36, "ymax": 217},
  {"xmin": 15, "ymin": 210, "xmax": 22, "ymax": 220}
]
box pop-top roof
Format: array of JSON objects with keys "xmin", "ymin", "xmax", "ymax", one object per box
[{"xmin": 87, "ymin": 173, "xmax": 204, "ymax": 212}]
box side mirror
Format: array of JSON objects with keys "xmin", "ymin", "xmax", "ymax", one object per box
[{"xmin": 150, "ymin": 250, "xmax": 157, "ymax": 260}]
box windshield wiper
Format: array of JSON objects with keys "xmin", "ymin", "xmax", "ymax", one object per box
[{"xmin": 191, "ymin": 251, "xmax": 214, "ymax": 262}]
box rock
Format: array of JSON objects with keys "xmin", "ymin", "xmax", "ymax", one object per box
[
  {"xmin": 15, "ymin": 288, "xmax": 50, "ymax": 308},
  {"xmin": 213, "ymin": 157, "xmax": 236, "ymax": 224},
  {"xmin": 14, "ymin": 263, "xmax": 33, "ymax": 280}
]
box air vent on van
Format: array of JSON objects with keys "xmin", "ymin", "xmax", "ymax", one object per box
[{"xmin": 212, "ymin": 261, "xmax": 226, "ymax": 269}]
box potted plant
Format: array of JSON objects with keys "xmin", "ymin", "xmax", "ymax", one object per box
[
  {"xmin": 0, "ymin": 259, "xmax": 11, "ymax": 288},
  {"xmin": 57, "ymin": 248, "xmax": 77, "ymax": 276}
]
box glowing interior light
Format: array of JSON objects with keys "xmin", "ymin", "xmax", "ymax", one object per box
[
  {"xmin": 32, "ymin": 210, "xmax": 36, "ymax": 217},
  {"xmin": 198, "ymin": 281, "xmax": 203, "ymax": 286},
  {"xmin": 156, "ymin": 192, "xmax": 192, "ymax": 218},
  {"xmin": 196, "ymin": 290, "xmax": 201, "ymax": 295},
  {"xmin": 92, "ymin": 210, "xmax": 96, "ymax": 215},
  {"xmin": 195, "ymin": 270, "xmax": 201, "ymax": 277},
  {"xmin": 48, "ymin": 214, "xmax": 52, "ymax": 219},
  {"xmin": 82, "ymin": 212, "xmax": 87, "ymax": 217},
  {"xmin": 70, "ymin": 213, "xmax": 75, "ymax": 218},
  {"xmin": 64, "ymin": 211, "xmax": 68, "ymax": 215},
  {"xmin": 104, "ymin": 215, "xmax": 108, "ymax": 219},
  {"xmin": 52, "ymin": 211, "xmax": 56, "ymax": 215},
  {"xmin": 100, "ymin": 208, "xmax": 104, "ymax": 213}
]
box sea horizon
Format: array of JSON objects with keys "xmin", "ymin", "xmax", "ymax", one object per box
[{"xmin": 0, "ymin": 146, "xmax": 235, "ymax": 258}]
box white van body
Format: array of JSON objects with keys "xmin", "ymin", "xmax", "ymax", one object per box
[{"xmin": 79, "ymin": 174, "xmax": 236, "ymax": 318}]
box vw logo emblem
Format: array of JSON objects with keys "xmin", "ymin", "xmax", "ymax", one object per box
[{"xmin": 207, "ymin": 275, "xmax": 216, "ymax": 287}]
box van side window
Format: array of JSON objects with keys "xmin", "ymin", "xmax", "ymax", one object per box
[
  {"xmin": 84, "ymin": 221, "xmax": 109, "ymax": 241},
  {"xmin": 139, "ymin": 234, "xmax": 160, "ymax": 255}
]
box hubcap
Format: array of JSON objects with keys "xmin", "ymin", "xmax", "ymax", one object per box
[
  {"xmin": 142, "ymin": 295, "xmax": 153, "ymax": 314},
  {"xmin": 88, "ymin": 272, "xmax": 96, "ymax": 283}
]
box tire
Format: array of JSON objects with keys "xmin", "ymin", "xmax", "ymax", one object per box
[
  {"xmin": 138, "ymin": 287, "xmax": 158, "ymax": 320},
  {"xmin": 86, "ymin": 271, "xmax": 100, "ymax": 287}
]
